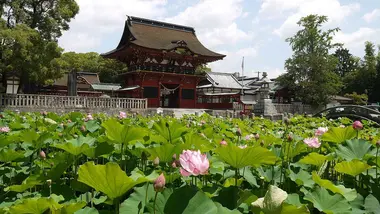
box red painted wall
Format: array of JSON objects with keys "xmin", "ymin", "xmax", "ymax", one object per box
[{"xmin": 124, "ymin": 72, "xmax": 198, "ymax": 108}]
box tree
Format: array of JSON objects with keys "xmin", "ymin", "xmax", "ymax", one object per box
[
  {"xmin": 195, "ymin": 64, "xmax": 212, "ymax": 75},
  {"xmin": 50, "ymin": 52, "xmax": 128, "ymax": 84},
  {"xmin": 344, "ymin": 92, "xmax": 368, "ymax": 105},
  {"xmin": 2, "ymin": 0, "xmax": 79, "ymax": 41},
  {"xmin": 0, "ymin": 0, "xmax": 79, "ymax": 91},
  {"xmin": 333, "ymin": 48, "xmax": 358, "ymax": 77},
  {"xmin": 277, "ymin": 14, "xmax": 342, "ymax": 106}
]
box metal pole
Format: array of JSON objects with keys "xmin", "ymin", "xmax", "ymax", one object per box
[{"xmin": 241, "ymin": 57, "xmax": 244, "ymax": 96}]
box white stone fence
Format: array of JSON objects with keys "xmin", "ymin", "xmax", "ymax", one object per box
[
  {"xmin": 0, "ymin": 94, "xmax": 148, "ymax": 109},
  {"xmin": 273, "ymin": 103, "xmax": 315, "ymax": 115}
]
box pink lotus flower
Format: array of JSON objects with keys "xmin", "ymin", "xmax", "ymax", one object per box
[
  {"xmin": 220, "ymin": 139, "xmax": 227, "ymax": 146},
  {"xmin": 119, "ymin": 111, "xmax": 127, "ymax": 119},
  {"xmin": 0, "ymin": 126, "xmax": 10, "ymax": 133},
  {"xmin": 352, "ymin": 121, "xmax": 363, "ymax": 130},
  {"xmin": 154, "ymin": 173, "xmax": 166, "ymax": 192},
  {"xmin": 245, "ymin": 134, "xmax": 253, "ymax": 141},
  {"xmin": 239, "ymin": 145, "xmax": 248, "ymax": 149},
  {"xmin": 303, "ymin": 137, "xmax": 321, "ymax": 148},
  {"xmin": 179, "ymin": 150, "xmax": 209, "ymax": 176},
  {"xmin": 315, "ymin": 127, "xmax": 328, "ymax": 136},
  {"xmin": 85, "ymin": 113, "xmax": 93, "ymax": 121}
]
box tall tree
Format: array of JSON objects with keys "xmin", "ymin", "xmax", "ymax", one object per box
[
  {"xmin": 277, "ymin": 14, "xmax": 342, "ymax": 106},
  {"xmin": 333, "ymin": 48, "xmax": 358, "ymax": 77},
  {"xmin": 50, "ymin": 52, "xmax": 128, "ymax": 84},
  {"xmin": 2, "ymin": 0, "xmax": 79, "ymax": 40},
  {"xmin": 195, "ymin": 64, "xmax": 212, "ymax": 75},
  {"xmin": 0, "ymin": 0, "xmax": 79, "ymax": 92}
]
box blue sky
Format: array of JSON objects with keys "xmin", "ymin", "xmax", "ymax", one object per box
[{"xmin": 59, "ymin": 0, "xmax": 380, "ymax": 78}]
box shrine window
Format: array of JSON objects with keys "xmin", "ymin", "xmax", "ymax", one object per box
[
  {"xmin": 182, "ymin": 89, "xmax": 195, "ymax": 100},
  {"xmin": 143, "ymin": 87, "xmax": 158, "ymax": 98}
]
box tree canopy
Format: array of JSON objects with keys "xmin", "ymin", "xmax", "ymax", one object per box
[
  {"xmin": 0, "ymin": 0, "xmax": 79, "ymax": 91},
  {"xmin": 50, "ymin": 52, "xmax": 128, "ymax": 84},
  {"xmin": 277, "ymin": 15, "xmax": 342, "ymax": 106}
]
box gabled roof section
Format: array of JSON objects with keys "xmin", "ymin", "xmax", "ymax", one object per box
[
  {"xmin": 53, "ymin": 72, "xmax": 100, "ymax": 87},
  {"xmin": 201, "ymin": 72, "xmax": 248, "ymax": 89},
  {"xmin": 103, "ymin": 16, "xmax": 225, "ymax": 58}
]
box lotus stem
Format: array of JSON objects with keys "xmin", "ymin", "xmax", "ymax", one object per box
[
  {"xmin": 114, "ymin": 198, "xmax": 120, "ymax": 214},
  {"xmin": 145, "ymin": 184, "xmax": 149, "ymax": 205},
  {"xmin": 153, "ymin": 191, "xmax": 158, "ymax": 214},
  {"xmin": 235, "ymin": 168, "xmax": 238, "ymax": 186},
  {"xmin": 376, "ymin": 147, "xmax": 379, "ymax": 185}
]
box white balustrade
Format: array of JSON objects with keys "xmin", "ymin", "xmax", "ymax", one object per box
[{"xmin": 0, "ymin": 94, "xmax": 148, "ymax": 109}]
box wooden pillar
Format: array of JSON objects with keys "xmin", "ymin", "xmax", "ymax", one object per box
[{"xmin": 178, "ymin": 85, "xmax": 182, "ymax": 108}]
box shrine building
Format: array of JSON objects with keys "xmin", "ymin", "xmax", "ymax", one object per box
[{"xmin": 102, "ymin": 16, "xmax": 225, "ymax": 108}]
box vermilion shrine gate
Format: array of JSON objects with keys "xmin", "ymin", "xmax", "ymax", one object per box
[{"xmin": 102, "ymin": 16, "xmax": 225, "ymax": 108}]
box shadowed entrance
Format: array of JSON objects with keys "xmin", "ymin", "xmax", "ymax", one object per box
[{"xmin": 160, "ymin": 83, "xmax": 180, "ymax": 108}]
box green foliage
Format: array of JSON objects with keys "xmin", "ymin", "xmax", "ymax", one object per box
[
  {"xmin": 277, "ymin": 14, "xmax": 342, "ymax": 106},
  {"xmin": 335, "ymin": 160, "xmax": 371, "ymax": 177},
  {"xmin": 215, "ymin": 144, "xmax": 277, "ymax": 169},
  {"xmin": 321, "ymin": 126, "xmax": 356, "ymax": 144},
  {"xmin": 0, "ymin": 112, "xmax": 380, "ymax": 213},
  {"xmin": 304, "ymin": 187, "xmax": 351, "ymax": 213},
  {"xmin": 344, "ymin": 92, "xmax": 368, "ymax": 105},
  {"xmin": 50, "ymin": 52, "xmax": 128, "ymax": 83},
  {"xmin": 0, "ymin": 0, "xmax": 79, "ymax": 89}
]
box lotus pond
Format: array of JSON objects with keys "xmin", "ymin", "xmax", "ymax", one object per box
[{"xmin": 0, "ymin": 111, "xmax": 380, "ymax": 214}]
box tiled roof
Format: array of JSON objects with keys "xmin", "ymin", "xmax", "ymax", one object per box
[
  {"xmin": 103, "ymin": 16, "xmax": 225, "ymax": 58},
  {"xmin": 91, "ymin": 83, "xmax": 121, "ymax": 91},
  {"xmin": 204, "ymin": 72, "xmax": 248, "ymax": 89},
  {"xmin": 53, "ymin": 72, "xmax": 100, "ymax": 87}
]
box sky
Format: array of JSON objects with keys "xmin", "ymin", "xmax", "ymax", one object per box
[{"xmin": 59, "ymin": 0, "xmax": 380, "ymax": 79}]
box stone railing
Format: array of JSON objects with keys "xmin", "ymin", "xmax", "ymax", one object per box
[
  {"xmin": 0, "ymin": 94, "xmax": 148, "ymax": 109},
  {"xmin": 274, "ymin": 103, "xmax": 314, "ymax": 115}
]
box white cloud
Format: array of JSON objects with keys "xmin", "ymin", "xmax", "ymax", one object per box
[
  {"xmin": 260, "ymin": 0, "xmax": 360, "ymax": 39},
  {"xmin": 59, "ymin": 0, "xmax": 167, "ymax": 52},
  {"xmin": 334, "ymin": 27, "xmax": 380, "ymax": 56},
  {"xmin": 363, "ymin": 9, "xmax": 380, "ymax": 23},
  {"xmin": 165, "ymin": 0, "xmax": 252, "ymax": 48},
  {"xmin": 209, "ymin": 47, "xmax": 258, "ymax": 73}
]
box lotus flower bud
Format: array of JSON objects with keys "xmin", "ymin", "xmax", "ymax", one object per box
[
  {"xmin": 67, "ymin": 119, "xmax": 72, "ymax": 123},
  {"xmin": 376, "ymin": 140, "xmax": 380, "ymax": 148},
  {"xmin": 154, "ymin": 173, "xmax": 166, "ymax": 192},
  {"xmin": 236, "ymin": 128, "xmax": 242, "ymax": 136},
  {"xmin": 80, "ymin": 125, "xmax": 86, "ymax": 132},
  {"xmin": 46, "ymin": 179, "xmax": 52, "ymax": 187},
  {"xmin": 287, "ymin": 135, "xmax": 293, "ymax": 142},
  {"xmin": 260, "ymin": 141, "xmax": 264, "ymax": 147},
  {"xmin": 255, "ymin": 133, "xmax": 260, "ymax": 140},
  {"xmin": 153, "ymin": 157, "xmax": 160, "ymax": 166},
  {"xmin": 339, "ymin": 125, "xmax": 345, "ymax": 128},
  {"xmin": 171, "ymin": 161, "xmax": 177, "ymax": 168},
  {"xmin": 58, "ymin": 133, "xmax": 63, "ymax": 137},
  {"xmin": 369, "ymin": 136, "xmax": 374, "ymax": 141},
  {"xmin": 352, "ymin": 121, "xmax": 363, "ymax": 130},
  {"xmin": 172, "ymin": 154, "xmax": 177, "ymax": 160},
  {"xmin": 283, "ymin": 117, "xmax": 290, "ymax": 126},
  {"xmin": 40, "ymin": 150, "xmax": 46, "ymax": 159},
  {"xmin": 220, "ymin": 139, "xmax": 227, "ymax": 146}
]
